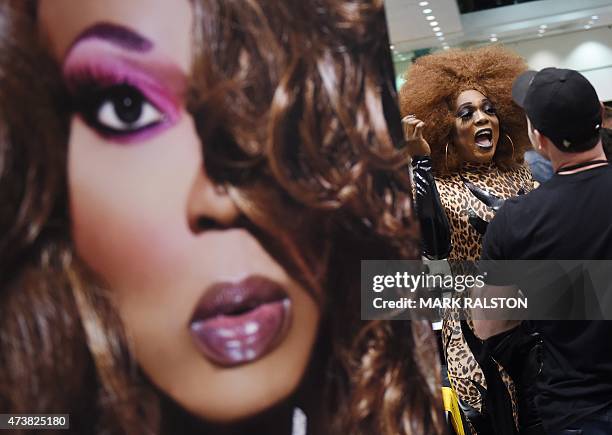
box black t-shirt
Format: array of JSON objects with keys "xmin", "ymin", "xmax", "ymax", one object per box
[{"xmin": 481, "ymin": 164, "xmax": 612, "ymax": 432}]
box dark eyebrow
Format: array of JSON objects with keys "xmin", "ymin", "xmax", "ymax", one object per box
[{"xmin": 70, "ymin": 22, "xmax": 153, "ymax": 53}]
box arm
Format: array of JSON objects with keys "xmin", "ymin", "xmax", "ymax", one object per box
[
  {"xmin": 412, "ymin": 156, "xmax": 452, "ymax": 259},
  {"xmin": 473, "ymin": 206, "xmax": 521, "ymax": 339},
  {"xmin": 471, "ymin": 283, "xmax": 521, "ymax": 339},
  {"xmin": 402, "ymin": 115, "xmax": 452, "ymax": 259}
]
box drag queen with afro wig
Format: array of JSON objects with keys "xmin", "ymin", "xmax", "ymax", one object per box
[{"xmin": 400, "ymin": 46, "xmax": 537, "ymax": 435}]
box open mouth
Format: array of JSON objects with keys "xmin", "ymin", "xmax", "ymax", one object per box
[
  {"xmin": 474, "ymin": 128, "xmax": 494, "ymax": 149},
  {"xmin": 189, "ymin": 276, "xmax": 291, "ymax": 367}
]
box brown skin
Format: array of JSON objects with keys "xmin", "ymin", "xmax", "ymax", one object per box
[
  {"xmin": 39, "ymin": 0, "xmax": 320, "ymax": 423},
  {"xmin": 401, "ymin": 114, "xmax": 430, "ymax": 156},
  {"xmin": 399, "ymin": 46, "xmax": 529, "ymax": 175},
  {"xmin": 453, "ymin": 90, "xmax": 500, "ymax": 164},
  {"xmin": 2, "ymin": 2, "xmax": 445, "ymax": 434},
  {"xmin": 402, "ymin": 89, "xmax": 500, "ymax": 164}
]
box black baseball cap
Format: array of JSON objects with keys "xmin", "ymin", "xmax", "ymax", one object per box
[{"xmin": 512, "ymin": 67, "xmax": 602, "ymax": 151}]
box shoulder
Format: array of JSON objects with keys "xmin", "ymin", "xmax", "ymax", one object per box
[
  {"xmin": 491, "ymin": 188, "xmax": 541, "ymax": 236},
  {"xmin": 481, "ymin": 201, "xmax": 510, "ymax": 260},
  {"xmin": 483, "ymin": 178, "xmax": 550, "ymax": 259},
  {"xmin": 495, "ymin": 189, "xmax": 532, "ymax": 220},
  {"xmin": 599, "ymin": 164, "xmax": 612, "ymax": 178},
  {"xmin": 482, "ymin": 190, "xmax": 532, "ymax": 259}
]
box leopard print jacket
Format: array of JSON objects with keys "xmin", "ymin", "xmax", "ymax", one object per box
[{"xmin": 413, "ymin": 158, "xmax": 534, "ymax": 433}]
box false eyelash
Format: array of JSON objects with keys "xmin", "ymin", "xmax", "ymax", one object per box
[
  {"xmin": 72, "ymin": 83, "xmax": 164, "ymax": 137},
  {"xmin": 66, "ymin": 67, "xmax": 136, "ymax": 111},
  {"xmin": 65, "ymin": 64, "xmax": 134, "ymax": 92},
  {"xmin": 63, "ymin": 64, "xmax": 179, "ymax": 143}
]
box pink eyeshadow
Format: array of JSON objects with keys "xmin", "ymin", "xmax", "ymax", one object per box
[{"xmin": 63, "ymin": 40, "xmax": 186, "ymax": 143}]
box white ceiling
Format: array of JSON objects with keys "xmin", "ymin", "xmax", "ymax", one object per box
[
  {"xmin": 385, "ymin": 0, "xmax": 463, "ymax": 50},
  {"xmin": 385, "ymin": 0, "xmax": 612, "ymax": 54}
]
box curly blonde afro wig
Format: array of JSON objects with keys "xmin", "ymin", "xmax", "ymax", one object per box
[{"xmin": 399, "ymin": 45, "xmax": 530, "ymax": 175}]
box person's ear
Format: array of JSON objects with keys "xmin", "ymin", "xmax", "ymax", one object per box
[{"xmin": 533, "ymin": 129, "xmax": 550, "ymax": 158}]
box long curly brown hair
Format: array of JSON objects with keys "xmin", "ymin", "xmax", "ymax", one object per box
[
  {"xmin": 399, "ymin": 45, "xmax": 530, "ymax": 175},
  {"xmin": 1, "ymin": 1, "xmax": 444, "ymax": 434}
]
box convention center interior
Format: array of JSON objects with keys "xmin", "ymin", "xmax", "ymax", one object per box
[
  {"xmin": 1, "ymin": 0, "xmax": 612, "ymax": 434},
  {"xmin": 386, "ymin": 1, "xmax": 612, "ymax": 434}
]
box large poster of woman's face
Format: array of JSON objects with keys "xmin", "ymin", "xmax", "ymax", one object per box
[{"xmin": 0, "ymin": 1, "xmax": 444, "ymax": 434}]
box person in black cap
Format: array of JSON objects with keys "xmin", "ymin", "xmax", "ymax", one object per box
[
  {"xmin": 512, "ymin": 67, "xmax": 604, "ymax": 160},
  {"xmin": 474, "ymin": 67, "xmax": 612, "ymax": 434}
]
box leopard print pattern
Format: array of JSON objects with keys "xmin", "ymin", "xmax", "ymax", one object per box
[
  {"xmin": 438, "ymin": 163, "xmax": 533, "ymax": 430},
  {"xmin": 438, "ymin": 163, "xmax": 533, "ymax": 262}
]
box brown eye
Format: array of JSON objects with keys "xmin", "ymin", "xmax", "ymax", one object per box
[
  {"xmin": 96, "ymin": 86, "xmax": 163, "ymax": 131},
  {"xmin": 76, "ymin": 84, "xmax": 164, "ymax": 136}
]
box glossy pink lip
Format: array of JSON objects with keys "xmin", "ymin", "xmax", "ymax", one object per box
[{"xmin": 189, "ymin": 276, "xmax": 292, "ymax": 367}]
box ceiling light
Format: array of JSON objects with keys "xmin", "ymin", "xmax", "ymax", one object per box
[
  {"xmin": 585, "ymin": 25, "xmax": 592, "ymax": 29},
  {"xmin": 429, "ymin": 21, "xmax": 439, "ymax": 26},
  {"xmin": 390, "ymin": 44, "xmax": 395, "ymax": 50},
  {"xmin": 432, "ymin": 27, "xmax": 441, "ymax": 31},
  {"xmin": 426, "ymin": 15, "xmax": 436, "ymax": 20},
  {"xmin": 443, "ymin": 46, "xmax": 450, "ymax": 50},
  {"xmin": 539, "ymin": 24, "xmax": 547, "ymax": 29},
  {"xmin": 592, "ymin": 15, "xmax": 599, "ymax": 20},
  {"xmin": 538, "ymin": 29, "xmax": 546, "ymax": 33},
  {"xmin": 418, "ymin": 1, "xmax": 429, "ymax": 6},
  {"xmin": 422, "ymin": 8, "xmax": 433, "ymax": 14},
  {"xmin": 435, "ymin": 32, "xmax": 444, "ymax": 36},
  {"xmin": 490, "ymin": 37, "xmax": 498, "ymax": 42}
]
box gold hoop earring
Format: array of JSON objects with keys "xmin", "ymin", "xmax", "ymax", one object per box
[
  {"xmin": 445, "ymin": 142, "xmax": 450, "ymax": 170},
  {"xmin": 505, "ymin": 134, "xmax": 515, "ymax": 160}
]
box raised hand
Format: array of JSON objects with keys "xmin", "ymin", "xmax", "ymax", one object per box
[{"xmin": 402, "ymin": 114, "xmax": 431, "ymax": 157}]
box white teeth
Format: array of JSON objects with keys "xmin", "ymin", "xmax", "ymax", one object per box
[
  {"xmin": 475, "ymin": 129, "xmax": 492, "ymax": 139},
  {"xmin": 475, "ymin": 129, "xmax": 493, "ymax": 150},
  {"xmin": 475, "ymin": 129, "xmax": 493, "ymax": 149}
]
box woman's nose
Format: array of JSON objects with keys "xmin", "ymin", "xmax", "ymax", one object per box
[
  {"xmin": 186, "ymin": 168, "xmax": 240, "ymax": 233},
  {"xmin": 474, "ymin": 110, "xmax": 489, "ymax": 125}
]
